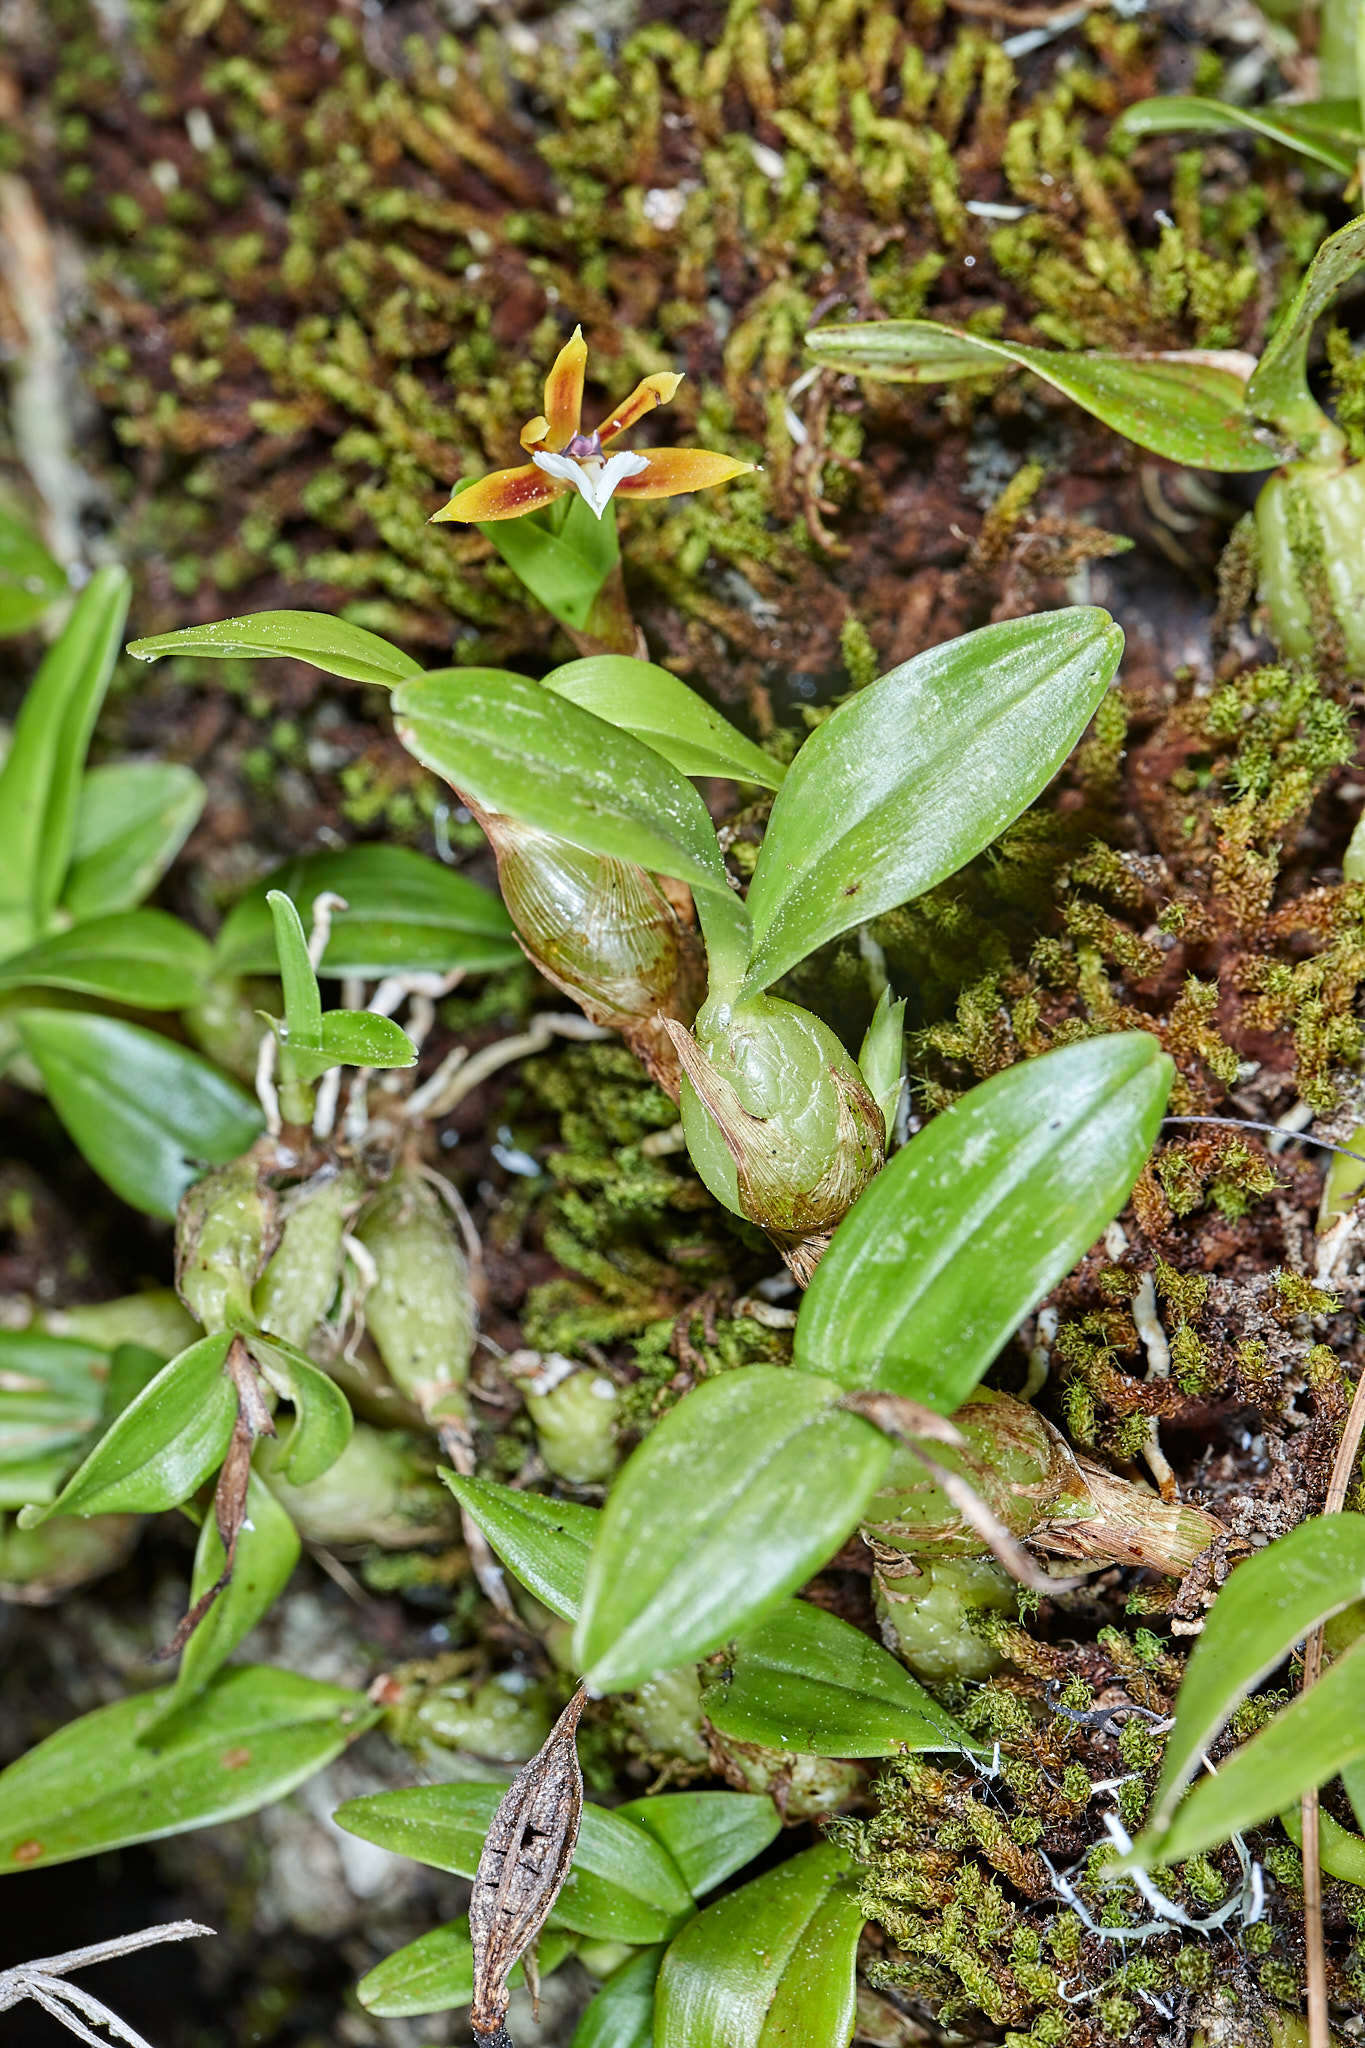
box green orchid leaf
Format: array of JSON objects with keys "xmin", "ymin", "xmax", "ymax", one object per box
[
  {"xmin": 654, "ymin": 1842, "xmax": 863, "ymax": 2048},
  {"xmin": 246, "ymin": 1331, "xmax": 353, "ymax": 1486},
  {"xmin": 126, "ymin": 610, "xmax": 422, "ymax": 688},
  {"xmin": 260, "ymin": 895, "xmax": 414, "ymax": 1091},
  {"xmin": 36, "ymin": 1293, "xmax": 200, "ymax": 1364},
  {"xmin": 743, "ymin": 609, "xmax": 1125, "ymax": 994},
  {"xmin": 267, "ymin": 891, "xmax": 323, "ymax": 1049},
  {"xmin": 1134, "ymin": 1634, "xmax": 1365, "ymax": 1868},
  {"xmin": 1347, "ymin": 1761, "xmax": 1365, "ymax": 1838},
  {"xmin": 476, "ymin": 492, "xmax": 619, "ymax": 633},
  {"xmin": 804, "ymin": 319, "xmax": 1280, "ymax": 471},
  {"xmin": 1138, "ymin": 1514, "xmax": 1365, "ymax": 1844},
  {"xmin": 0, "ymin": 504, "xmax": 66, "ymax": 636},
  {"xmin": 263, "ymin": 1011, "xmax": 418, "ymax": 1086},
  {"xmin": 572, "ymin": 1368, "xmax": 890, "ymax": 1693},
  {"xmin": 615, "ymin": 1792, "xmax": 781, "ymax": 1898},
  {"xmin": 1247, "ymin": 213, "xmax": 1365, "ymax": 451},
  {"xmin": 16, "ymin": 1011, "xmax": 263, "ymax": 1218},
  {"xmin": 335, "ymin": 1783, "xmax": 695, "ymax": 1944},
  {"xmin": 0, "ymin": 566, "xmax": 131, "ymax": 956},
  {"xmin": 542, "ymin": 657, "xmax": 784, "ymax": 789},
  {"xmin": 357, "ymin": 1917, "xmax": 475, "ymax": 2019},
  {"xmin": 214, "ymin": 846, "xmax": 518, "ymax": 980},
  {"xmin": 356, "ymin": 1914, "xmax": 575, "ymax": 2019},
  {"xmin": 0, "ymin": 1666, "xmax": 378, "ymax": 1873},
  {"xmin": 0, "ymin": 1331, "xmax": 108, "ymax": 1511},
  {"xmin": 168, "ymin": 1470, "xmax": 301, "ymax": 1708},
  {"xmin": 1280, "ymin": 1799, "xmax": 1365, "ymax": 1887},
  {"xmin": 439, "ymin": 1472, "xmax": 598, "ymax": 1621},
  {"xmin": 858, "ymin": 984, "xmax": 906, "ymax": 1141},
  {"xmin": 103, "ymin": 1342, "xmax": 168, "ymax": 1423},
  {"xmin": 1114, "ymin": 94, "xmax": 1363, "ymax": 177},
  {"xmin": 701, "ymin": 1599, "xmax": 975, "ymax": 1758},
  {"xmin": 18, "ymin": 1332, "xmax": 235, "ymax": 1525},
  {"xmin": 316, "ymin": 1008, "xmax": 417, "ymax": 1071},
  {"xmin": 393, "ymin": 665, "xmax": 750, "ymax": 987},
  {"xmin": 0, "ymin": 1334, "xmax": 156, "ymax": 1512},
  {"xmin": 571, "ymin": 1945, "xmax": 662, "ymax": 2048},
  {"xmin": 0, "ymin": 910, "xmax": 212, "ymax": 1009},
  {"xmin": 63, "ymin": 763, "xmax": 207, "ymax": 920},
  {"xmin": 796, "ymin": 1032, "xmax": 1171, "ymax": 1412}
]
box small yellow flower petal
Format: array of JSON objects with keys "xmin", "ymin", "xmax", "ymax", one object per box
[
  {"xmin": 542, "ymin": 326, "xmax": 588, "ymax": 450},
  {"xmin": 431, "ymin": 464, "xmax": 565, "ymax": 523},
  {"xmin": 610, "ymin": 447, "xmax": 757, "ymax": 499},
  {"xmin": 519, "ymin": 414, "xmax": 551, "ymax": 452},
  {"xmin": 597, "ymin": 372, "xmax": 685, "ymax": 446}
]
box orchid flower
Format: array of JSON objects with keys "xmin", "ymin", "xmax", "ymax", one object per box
[{"xmin": 433, "ymin": 327, "xmax": 755, "ymax": 524}]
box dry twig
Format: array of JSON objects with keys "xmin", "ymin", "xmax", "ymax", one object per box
[{"xmin": 0, "ymin": 1922, "xmax": 214, "ymax": 2048}]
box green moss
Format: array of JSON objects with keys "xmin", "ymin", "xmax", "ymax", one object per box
[
  {"xmin": 1154, "ymin": 1257, "xmax": 1209, "ymax": 1324},
  {"xmin": 839, "ymin": 614, "xmax": 880, "ymax": 691},
  {"xmin": 506, "ymin": 1043, "xmax": 755, "ymax": 1366},
  {"xmin": 29, "ymin": 0, "xmax": 1318, "ymax": 669},
  {"xmin": 1272, "ymin": 1271, "xmax": 1340, "ymax": 1321}
]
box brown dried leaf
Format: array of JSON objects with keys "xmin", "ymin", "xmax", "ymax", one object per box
[
  {"xmin": 156, "ymin": 1337, "xmax": 275, "ymax": 1660},
  {"xmin": 470, "ymin": 1684, "xmax": 588, "ymax": 2043},
  {"xmin": 837, "ymin": 1391, "xmax": 966, "ymax": 1448}
]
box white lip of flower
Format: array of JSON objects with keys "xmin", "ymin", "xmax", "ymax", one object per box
[{"xmin": 532, "ymin": 447, "xmax": 650, "ymax": 519}]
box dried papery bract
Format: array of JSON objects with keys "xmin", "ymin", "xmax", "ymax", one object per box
[
  {"xmin": 469, "ymin": 1684, "xmax": 588, "ymax": 2043},
  {"xmin": 865, "ymin": 1390, "xmax": 1225, "ymax": 1576},
  {"xmin": 474, "ymin": 805, "xmax": 706, "ymax": 1098},
  {"xmin": 1043, "ymin": 1456, "xmax": 1231, "ymax": 1575}
]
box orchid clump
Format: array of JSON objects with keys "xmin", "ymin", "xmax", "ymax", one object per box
[{"xmin": 134, "ymin": 599, "xmax": 1131, "ymax": 1282}]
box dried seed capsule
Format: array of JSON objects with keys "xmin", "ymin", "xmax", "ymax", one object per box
[
  {"xmin": 175, "ymin": 1156, "xmax": 274, "ymax": 1333},
  {"xmin": 480, "ymin": 809, "xmax": 706, "ymax": 1098},
  {"xmin": 470, "ymin": 1685, "xmax": 588, "ymax": 2043},
  {"xmin": 253, "ymin": 1164, "xmax": 364, "ymax": 1349},
  {"xmin": 352, "ymin": 1171, "xmax": 473, "ymax": 1430},
  {"xmin": 669, "ymin": 991, "xmax": 884, "ymax": 1283}
]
